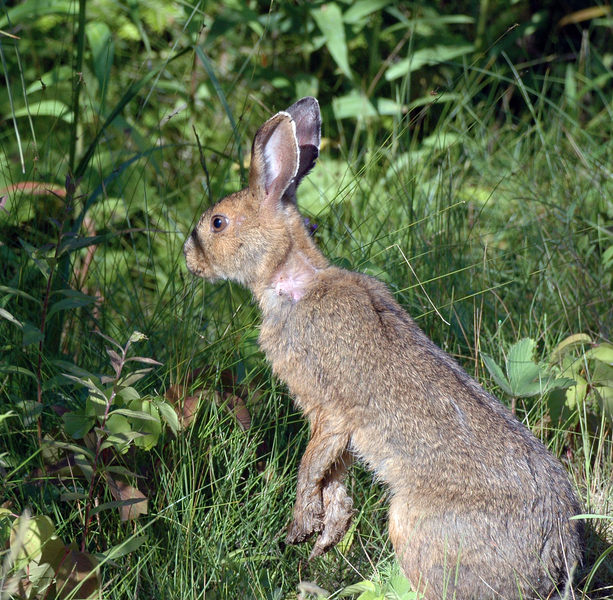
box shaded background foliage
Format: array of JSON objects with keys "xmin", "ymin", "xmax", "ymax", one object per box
[{"xmin": 1, "ymin": 0, "xmax": 613, "ymax": 598}]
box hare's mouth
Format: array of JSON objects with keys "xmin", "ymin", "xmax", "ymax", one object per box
[{"xmin": 183, "ymin": 231, "xmax": 209, "ymax": 279}]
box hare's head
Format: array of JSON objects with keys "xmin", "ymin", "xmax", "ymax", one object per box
[{"xmin": 184, "ymin": 97, "xmax": 322, "ymax": 289}]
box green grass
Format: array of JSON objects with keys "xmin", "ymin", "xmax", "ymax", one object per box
[{"xmin": 2, "ymin": 2, "xmax": 613, "ymax": 598}]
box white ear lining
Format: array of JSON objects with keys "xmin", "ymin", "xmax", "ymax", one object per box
[{"xmin": 263, "ymin": 112, "xmax": 299, "ymax": 195}]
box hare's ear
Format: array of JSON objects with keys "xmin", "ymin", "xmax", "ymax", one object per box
[
  {"xmin": 283, "ymin": 97, "xmax": 321, "ymax": 203},
  {"xmin": 249, "ymin": 112, "xmax": 299, "ymax": 207}
]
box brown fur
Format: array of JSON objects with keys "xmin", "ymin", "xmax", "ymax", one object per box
[{"xmin": 184, "ymin": 98, "xmax": 583, "ymax": 599}]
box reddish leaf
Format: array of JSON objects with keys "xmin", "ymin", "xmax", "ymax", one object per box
[
  {"xmin": 55, "ymin": 550, "xmax": 100, "ymax": 600},
  {"xmin": 224, "ymin": 393, "xmax": 251, "ymax": 431},
  {"xmin": 105, "ymin": 474, "xmax": 148, "ymax": 521},
  {"xmin": 164, "ymin": 384, "xmax": 205, "ymax": 430}
]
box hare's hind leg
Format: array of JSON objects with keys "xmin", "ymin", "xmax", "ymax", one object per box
[
  {"xmin": 286, "ymin": 412, "xmax": 350, "ymax": 547},
  {"xmin": 310, "ymin": 449, "xmax": 354, "ymax": 558}
]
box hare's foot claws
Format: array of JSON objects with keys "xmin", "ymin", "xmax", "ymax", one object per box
[
  {"xmin": 309, "ymin": 506, "xmax": 354, "ymax": 558},
  {"xmin": 286, "ymin": 504, "xmax": 324, "ymax": 545}
]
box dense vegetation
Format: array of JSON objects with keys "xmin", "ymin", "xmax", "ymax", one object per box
[{"xmin": 1, "ymin": 1, "xmax": 613, "ymax": 598}]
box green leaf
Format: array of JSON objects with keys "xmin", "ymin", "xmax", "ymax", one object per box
[
  {"xmin": 0, "ymin": 307, "xmax": 44, "ymax": 346},
  {"xmin": 0, "ymin": 364, "xmax": 37, "ymax": 380},
  {"xmin": 86, "ymin": 21, "xmax": 114, "ymax": 104},
  {"xmin": 112, "ymin": 408, "xmax": 159, "ymax": 422},
  {"xmin": 74, "ymin": 454, "xmax": 94, "ymax": 484},
  {"xmin": 311, "ymin": 3, "xmax": 352, "ymax": 80},
  {"xmin": 585, "ymin": 343, "xmax": 613, "ymax": 365},
  {"xmin": 62, "ymin": 410, "xmax": 96, "ymax": 439},
  {"xmin": 46, "ymin": 292, "xmax": 97, "ymax": 320},
  {"xmin": 128, "ymin": 400, "xmax": 162, "ymax": 450},
  {"xmin": 86, "ymin": 389, "xmax": 110, "ymax": 420},
  {"xmin": 118, "ymin": 368, "xmax": 152, "ymax": 388},
  {"xmin": 154, "ymin": 397, "xmax": 180, "ymax": 436},
  {"xmin": 99, "ymin": 431, "xmax": 146, "ymax": 452},
  {"xmin": 386, "ymin": 45, "xmax": 474, "ymax": 81},
  {"xmin": 42, "ymin": 440, "xmax": 95, "ymax": 460},
  {"xmin": 549, "ymin": 333, "xmax": 592, "ymax": 364},
  {"xmin": 21, "ymin": 323, "xmax": 45, "ymax": 347},
  {"xmin": 13, "ymin": 100, "xmax": 73, "ymax": 122},
  {"xmin": 89, "ymin": 498, "xmax": 146, "ymax": 517},
  {"xmin": 481, "ymin": 354, "xmax": 513, "ymax": 397},
  {"xmin": 594, "ymin": 385, "xmax": 613, "ymax": 423},
  {"xmin": 340, "ymin": 581, "xmax": 378, "ymax": 596},
  {"xmin": 333, "ymin": 91, "xmax": 377, "ymax": 120},
  {"xmin": 100, "ymin": 535, "xmax": 148, "ymax": 561},
  {"xmin": 344, "ymin": 0, "xmax": 392, "ymax": 24},
  {"xmin": 11, "ymin": 515, "xmax": 55, "ymax": 565},
  {"xmin": 506, "ymin": 338, "xmax": 543, "ymax": 397}
]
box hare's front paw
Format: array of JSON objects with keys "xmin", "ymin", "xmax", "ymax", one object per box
[{"xmin": 286, "ymin": 499, "xmax": 324, "ymax": 545}]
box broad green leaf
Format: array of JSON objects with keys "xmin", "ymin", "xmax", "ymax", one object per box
[
  {"xmin": 73, "ymin": 454, "xmax": 94, "ymax": 484},
  {"xmin": 57, "ymin": 234, "xmax": 105, "ymax": 255},
  {"xmin": 42, "ymin": 440, "xmax": 95, "ymax": 460},
  {"xmin": 0, "ymin": 364, "xmax": 36, "ymax": 380},
  {"xmin": 549, "ymin": 333, "xmax": 592, "ymax": 364},
  {"xmin": 506, "ymin": 338, "xmax": 543, "ymax": 397},
  {"xmin": 595, "ymin": 385, "xmax": 613, "ymax": 423},
  {"xmin": 585, "ymin": 343, "xmax": 613, "ymax": 365},
  {"xmin": 99, "ymin": 431, "xmax": 146, "ymax": 452},
  {"xmin": 0, "ymin": 0, "xmax": 73, "ymax": 30},
  {"xmin": 0, "ymin": 285, "xmax": 42, "ymax": 305},
  {"xmin": 15, "ymin": 399, "xmax": 43, "ymax": 426},
  {"xmin": 22, "ymin": 322, "xmax": 45, "ymax": 346},
  {"xmin": 86, "ymin": 389, "xmax": 109, "ymax": 420},
  {"xmin": 386, "ymin": 45, "xmax": 474, "ymax": 80},
  {"xmin": 593, "ymin": 361, "xmax": 613, "ymax": 383},
  {"xmin": 46, "ymin": 293, "xmax": 97, "ymax": 321},
  {"xmin": 124, "ymin": 356, "xmax": 163, "ymax": 366},
  {"xmin": 62, "ymin": 410, "xmax": 96, "ymax": 439},
  {"xmin": 86, "ymin": 21, "xmax": 114, "ymax": 105},
  {"xmin": 154, "ymin": 397, "xmax": 180, "ymax": 435},
  {"xmin": 18, "ymin": 238, "xmax": 52, "ymax": 278},
  {"xmin": 340, "ymin": 581, "xmax": 377, "ymax": 596},
  {"xmin": 11, "ymin": 515, "xmax": 55, "ymax": 565},
  {"xmin": 344, "ymin": 0, "xmax": 392, "ymax": 24},
  {"xmin": 118, "ymin": 368, "xmax": 152, "ymax": 388},
  {"xmin": 113, "ymin": 408, "xmax": 159, "ymax": 422},
  {"xmin": 312, "ymin": 3, "xmax": 352, "ymax": 80},
  {"xmin": 12, "ymin": 100, "xmax": 72, "ymax": 122},
  {"xmin": 481, "ymin": 354, "xmax": 513, "ymax": 397},
  {"xmin": 128, "ymin": 400, "xmax": 162, "ymax": 450},
  {"xmin": 333, "ymin": 91, "xmax": 377, "ymax": 120},
  {"xmin": 63, "ymin": 374, "xmax": 106, "ymax": 401},
  {"xmin": 0, "ymin": 306, "xmax": 21, "ymax": 326},
  {"xmin": 115, "ymin": 386, "xmax": 141, "ymax": 403}
]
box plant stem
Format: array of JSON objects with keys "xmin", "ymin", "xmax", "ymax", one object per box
[
  {"xmin": 68, "ymin": 0, "xmax": 87, "ymax": 175},
  {"xmin": 81, "ymin": 347, "xmax": 125, "ymax": 551}
]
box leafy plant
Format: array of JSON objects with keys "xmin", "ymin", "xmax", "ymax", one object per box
[
  {"xmin": 340, "ymin": 573, "xmax": 418, "ymax": 600},
  {"xmin": 0, "ymin": 508, "xmax": 100, "ymax": 600},
  {"xmin": 548, "ymin": 334, "xmax": 613, "ymax": 431},
  {"xmin": 482, "ymin": 338, "xmax": 574, "ymax": 415}
]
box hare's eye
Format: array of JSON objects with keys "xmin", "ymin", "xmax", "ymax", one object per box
[{"xmin": 211, "ymin": 215, "xmax": 229, "ymax": 233}]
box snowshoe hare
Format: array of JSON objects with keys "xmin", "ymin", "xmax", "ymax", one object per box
[{"xmin": 184, "ymin": 98, "xmax": 583, "ymax": 599}]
